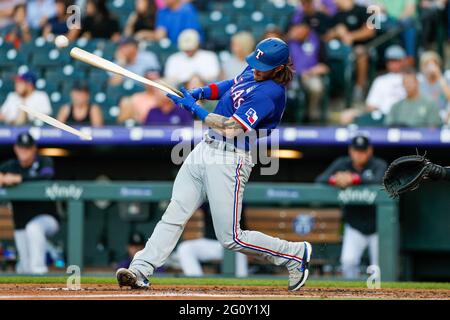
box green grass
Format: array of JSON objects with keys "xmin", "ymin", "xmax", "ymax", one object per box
[{"xmin": 0, "ymin": 276, "xmax": 449, "ymax": 290}]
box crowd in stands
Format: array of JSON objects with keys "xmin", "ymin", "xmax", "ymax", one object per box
[{"xmin": 1, "ymin": 0, "xmax": 450, "ymax": 128}]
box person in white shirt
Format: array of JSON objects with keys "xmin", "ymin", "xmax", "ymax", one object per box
[
  {"xmin": 221, "ymin": 31, "xmax": 255, "ymax": 80},
  {"xmin": 0, "ymin": 71, "xmax": 52, "ymax": 126},
  {"xmin": 109, "ymin": 37, "xmax": 161, "ymax": 86},
  {"xmin": 26, "ymin": 0, "xmax": 56, "ymax": 30},
  {"xmin": 164, "ymin": 29, "xmax": 220, "ymax": 86},
  {"xmin": 341, "ymin": 45, "xmax": 408, "ymax": 124}
]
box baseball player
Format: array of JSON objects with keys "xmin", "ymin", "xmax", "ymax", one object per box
[{"xmin": 116, "ymin": 38, "xmax": 312, "ymax": 291}]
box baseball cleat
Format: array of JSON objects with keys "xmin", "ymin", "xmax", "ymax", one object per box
[
  {"xmin": 288, "ymin": 241, "xmax": 312, "ymax": 291},
  {"xmin": 116, "ymin": 268, "xmax": 150, "ymax": 290}
]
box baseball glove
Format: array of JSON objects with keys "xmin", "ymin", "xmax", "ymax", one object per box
[{"xmin": 383, "ymin": 153, "xmax": 446, "ymax": 198}]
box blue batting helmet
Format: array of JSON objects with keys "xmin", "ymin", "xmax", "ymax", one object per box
[{"xmin": 246, "ymin": 38, "xmax": 290, "ymax": 72}]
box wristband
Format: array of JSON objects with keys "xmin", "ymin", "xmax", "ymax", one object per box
[{"xmin": 351, "ymin": 173, "xmax": 362, "ymax": 185}]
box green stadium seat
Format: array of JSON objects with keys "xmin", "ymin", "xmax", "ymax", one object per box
[
  {"xmin": 0, "ymin": 93, "xmax": 6, "ymax": 106},
  {"xmin": 353, "ymin": 111, "xmax": 385, "ymax": 127},
  {"xmin": 0, "ymin": 77, "xmax": 14, "ymax": 95},
  {"xmin": 35, "ymin": 78, "xmax": 58, "ymax": 95},
  {"xmin": 0, "ymin": 48, "xmax": 26, "ymax": 68},
  {"xmin": 30, "ymin": 48, "xmax": 70, "ymax": 69},
  {"xmin": 0, "ymin": 37, "xmax": 13, "ymax": 50}
]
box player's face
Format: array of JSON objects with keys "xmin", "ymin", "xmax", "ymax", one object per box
[
  {"xmin": 14, "ymin": 145, "xmax": 37, "ymax": 167},
  {"xmin": 349, "ymin": 147, "xmax": 373, "ymax": 168},
  {"xmin": 253, "ymin": 66, "xmax": 283, "ymax": 81}
]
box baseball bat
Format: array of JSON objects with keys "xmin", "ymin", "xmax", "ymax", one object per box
[
  {"xmin": 19, "ymin": 104, "xmax": 93, "ymax": 140},
  {"xmin": 70, "ymin": 47, "xmax": 183, "ymax": 97}
]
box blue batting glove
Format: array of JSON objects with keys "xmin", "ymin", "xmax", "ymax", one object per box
[
  {"xmin": 166, "ymin": 87, "xmax": 197, "ymax": 113},
  {"xmin": 189, "ymin": 87, "xmax": 204, "ymax": 100}
]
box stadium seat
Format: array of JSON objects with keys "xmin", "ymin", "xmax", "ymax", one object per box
[
  {"xmin": 0, "ymin": 48, "xmax": 26, "ymax": 68},
  {"xmin": 30, "ymin": 48, "xmax": 70, "ymax": 69},
  {"xmin": 0, "ymin": 77, "xmax": 14, "ymax": 95},
  {"xmin": 35, "ymin": 78, "xmax": 58, "ymax": 95}
]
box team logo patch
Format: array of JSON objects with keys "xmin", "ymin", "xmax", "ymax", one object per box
[
  {"xmin": 256, "ymin": 49, "xmax": 264, "ymax": 60},
  {"xmin": 245, "ymin": 108, "xmax": 258, "ymax": 124}
]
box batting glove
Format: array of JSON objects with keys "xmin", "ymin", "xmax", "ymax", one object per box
[
  {"xmin": 190, "ymin": 87, "xmax": 211, "ymax": 100},
  {"xmin": 166, "ymin": 87, "xmax": 209, "ymax": 121}
]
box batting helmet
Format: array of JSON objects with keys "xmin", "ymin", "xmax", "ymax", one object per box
[{"xmin": 246, "ymin": 38, "xmax": 290, "ymax": 72}]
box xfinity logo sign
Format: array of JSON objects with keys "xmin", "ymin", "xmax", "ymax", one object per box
[
  {"xmin": 338, "ymin": 188, "xmax": 377, "ymax": 204},
  {"xmin": 46, "ymin": 184, "xmax": 84, "ymax": 200}
]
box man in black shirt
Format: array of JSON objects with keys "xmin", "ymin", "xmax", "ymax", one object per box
[
  {"xmin": 315, "ymin": 134, "xmax": 387, "ymax": 279},
  {"xmin": 324, "ymin": 0, "xmax": 376, "ymax": 100},
  {"xmin": 0, "ymin": 132, "xmax": 59, "ymax": 274}
]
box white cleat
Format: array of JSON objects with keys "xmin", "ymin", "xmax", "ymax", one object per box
[{"xmin": 288, "ymin": 241, "xmax": 312, "ymax": 291}]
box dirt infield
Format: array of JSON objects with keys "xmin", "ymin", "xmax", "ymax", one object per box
[{"xmin": 0, "ymin": 283, "xmax": 449, "ymax": 300}]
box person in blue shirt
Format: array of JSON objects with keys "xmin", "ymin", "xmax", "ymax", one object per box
[
  {"xmin": 154, "ymin": 0, "xmax": 203, "ymax": 43},
  {"xmin": 116, "ymin": 38, "xmax": 312, "ymax": 292}
]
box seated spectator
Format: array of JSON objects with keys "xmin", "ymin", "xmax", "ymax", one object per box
[
  {"xmin": 115, "ymin": 232, "xmax": 146, "ymax": 270},
  {"xmin": 117, "ymin": 69, "xmax": 164, "ymax": 125},
  {"xmin": 56, "ymin": 82, "xmax": 103, "ymax": 127},
  {"xmin": 144, "ymin": 96, "xmax": 193, "ymax": 126},
  {"xmin": 420, "ymin": 0, "xmax": 448, "ymax": 49},
  {"xmin": 418, "ymin": 51, "xmax": 450, "ymax": 122},
  {"xmin": 42, "ymin": 0, "xmax": 78, "ymax": 41},
  {"xmin": 324, "ymin": 0, "xmax": 376, "ymax": 100},
  {"xmin": 385, "ymin": 68, "xmax": 442, "ymax": 127},
  {"xmin": 164, "ymin": 29, "xmax": 220, "ymax": 86},
  {"xmin": 124, "ymin": 0, "xmax": 158, "ymax": 41},
  {"xmin": 76, "ymin": 0, "xmax": 120, "ymax": 41},
  {"xmin": 289, "ymin": 1, "xmax": 330, "ymax": 122},
  {"xmin": 221, "ymin": 32, "xmax": 255, "ymax": 80},
  {"xmin": 291, "ymin": 0, "xmax": 333, "ymax": 38},
  {"xmin": 341, "ymin": 45, "xmax": 408, "ymax": 124},
  {"xmin": 291, "ymin": 0, "xmax": 337, "ymax": 27},
  {"xmin": 154, "ymin": 0, "xmax": 203, "ymax": 43},
  {"xmin": 3, "ymin": 4, "xmax": 31, "ymax": 48},
  {"xmin": 0, "ymin": 71, "xmax": 52, "ymax": 126},
  {"xmin": 262, "ymin": 26, "xmax": 286, "ymax": 41},
  {"xmin": 375, "ymin": 0, "xmax": 417, "ymax": 62},
  {"xmin": 109, "ymin": 37, "xmax": 160, "ymax": 86},
  {"xmin": 176, "ymin": 203, "xmax": 248, "ymax": 277},
  {"xmin": 0, "ymin": 0, "xmax": 26, "ymax": 30},
  {"xmin": 315, "ymin": 134, "xmax": 387, "ymax": 279},
  {"xmin": 0, "ymin": 132, "xmax": 60, "ymax": 275},
  {"xmin": 26, "ymin": 0, "xmax": 56, "ymax": 31}
]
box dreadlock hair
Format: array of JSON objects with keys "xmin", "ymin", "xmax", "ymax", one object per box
[{"xmin": 272, "ymin": 57, "xmax": 295, "ymax": 86}]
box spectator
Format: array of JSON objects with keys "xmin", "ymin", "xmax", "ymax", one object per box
[
  {"xmin": 0, "ymin": 71, "xmax": 52, "ymax": 126},
  {"xmin": 56, "ymin": 82, "xmax": 103, "ymax": 127},
  {"xmin": 385, "ymin": 68, "xmax": 442, "ymax": 127},
  {"xmin": 341, "ymin": 45, "xmax": 408, "ymax": 124},
  {"xmin": 291, "ymin": 0, "xmax": 333, "ymax": 38},
  {"xmin": 418, "ymin": 51, "xmax": 450, "ymax": 122},
  {"xmin": 0, "ymin": 132, "xmax": 60, "ymax": 274},
  {"xmin": 420, "ymin": 1, "xmax": 448, "ymax": 49},
  {"xmin": 289, "ymin": 0, "xmax": 330, "ymax": 121},
  {"xmin": 76, "ymin": 0, "xmax": 120, "ymax": 41},
  {"xmin": 116, "ymin": 232, "xmax": 146, "ymax": 270},
  {"xmin": 124, "ymin": 0, "xmax": 158, "ymax": 41},
  {"xmin": 154, "ymin": 0, "xmax": 203, "ymax": 43},
  {"xmin": 315, "ymin": 134, "xmax": 387, "ymax": 279},
  {"xmin": 0, "ymin": 0, "xmax": 26, "ymax": 30},
  {"xmin": 375, "ymin": 0, "xmax": 417, "ymax": 61},
  {"xmin": 42, "ymin": 0, "xmax": 78, "ymax": 41},
  {"xmin": 26, "ymin": 0, "xmax": 56, "ymax": 31},
  {"xmin": 144, "ymin": 95, "xmax": 193, "ymax": 126},
  {"xmin": 117, "ymin": 69, "xmax": 165, "ymax": 124},
  {"xmin": 176, "ymin": 204, "xmax": 248, "ymax": 277},
  {"xmin": 222, "ymin": 32, "xmax": 255, "ymax": 80},
  {"xmin": 291, "ymin": 0, "xmax": 337, "ymax": 26},
  {"xmin": 164, "ymin": 29, "xmax": 220, "ymax": 86},
  {"xmin": 3, "ymin": 4, "xmax": 31, "ymax": 48},
  {"xmin": 109, "ymin": 37, "xmax": 160, "ymax": 86},
  {"xmin": 324, "ymin": 0, "xmax": 376, "ymax": 100},
  {"xmin": 262, "ymin": 26, "xmax": 286, "ymax": 41}
]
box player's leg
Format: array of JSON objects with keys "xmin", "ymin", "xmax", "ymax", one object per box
[
  {"xmin": 340, "ymin": 224, "xmax": 369, "ymax": 279},
  {"xmin": 124, "ymin": 144, "xmax": 207, "ymax": 285},
  {"xmin": 25, "ymin": 214, "xmax": 59, "ymax": 274},
  {"xmin": 177, "ymin": 238, "xmax": 223, "ymax": 276},
  {"xmin": 368, "ymin": 232, "xmax": 379, "ymax": 268},
  {"xmin": 204, "ymin": 155, "xmax": 311, "ymax": 290},
  {"xmin": 13, "ymin": 230, "xmax": 30, "ymax": 274}
]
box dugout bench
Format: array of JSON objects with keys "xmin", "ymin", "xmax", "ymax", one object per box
[{"xmin": 0, "ymin": 182, "xmax": 398, "ymax": 281}]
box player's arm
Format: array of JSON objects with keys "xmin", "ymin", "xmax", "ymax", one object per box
[
  {"xmin": 190, "ymin": 79, "xmax": 235, "ymax": 101},
  {"xmin": 204, "ymin": 114, "xmax": 244, "ymax": 138}
]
